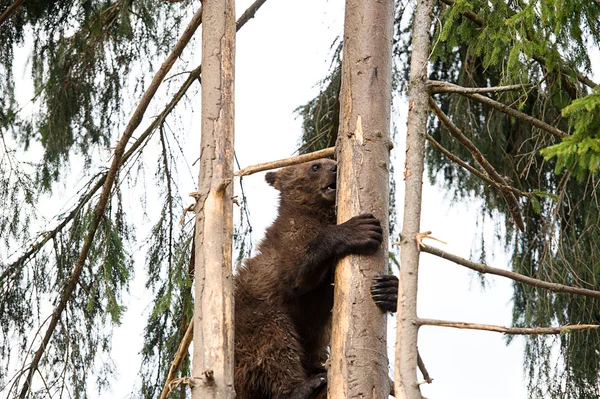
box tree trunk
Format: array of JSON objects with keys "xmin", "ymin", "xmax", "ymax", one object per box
[
  {"xmin": 395, "ymin": 0, "xmax": 434, "ymax": 398},
  {"xmin": 329, "ymin": 0, "xmax": 394, "ymax": 397},
  {"xmin": 192, "ymin": 0, "xmax": 236, "ymax": 398}
]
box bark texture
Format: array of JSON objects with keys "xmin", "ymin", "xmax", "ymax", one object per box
[
  {"xmin": 395, "ymin": 0, "xmax": 434, "ymax": 398},
  {"xmin": 329, "ymin": 0, "xmax": 394, "ymax": 397},
  {"xmin": 192, "ymin": 0, "xmax": 236, "ymax": 398}
]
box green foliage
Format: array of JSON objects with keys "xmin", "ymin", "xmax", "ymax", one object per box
[
  {"xmin": 541, "ymin": 88, "xmax": 600, "ymax": 179},
  {"xmin": 1, "ymin": 0, "xmax": 187, "ymax": 189}
]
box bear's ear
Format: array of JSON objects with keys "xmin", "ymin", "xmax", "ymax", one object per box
[{"xmin": 265, "ymin": 171, "xmax": 277, "ymax": 187}]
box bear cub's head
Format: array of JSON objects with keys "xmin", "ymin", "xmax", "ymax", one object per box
[{"xmin": 265, "ymin": 159, "xmax": 337, "ymax": 210}]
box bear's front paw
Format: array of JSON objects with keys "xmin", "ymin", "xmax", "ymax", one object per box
[{"xmin": 338, "ymin": 213, "xmax": 383, "ymax": 255}]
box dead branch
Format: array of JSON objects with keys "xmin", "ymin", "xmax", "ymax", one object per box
[
  {"xmin": 462, "ymin": 91, "xmax": 568, "ymax": 139},
  {"xmin": 4, "ymin": 0, "xmax": 267, "ymax": 281},
  {"xmin": 18, "ymin": 6, "xmax": 204, "ymax": 397},
  {"xmin": 421, "ymin": 244, "xmax": 600, "ymax": 300},
  {"xmin": 418, "ymin": 318, "xmax": 599, "ymax": 335},
  {"xmin": 160, "ymin": 321, "xmax": 194, "ymax": 399},
  {"xmin": 428, "ymin": 80, "xmax": 533, "ymax": 94},
  {"xmin": 425, "ymin": 134, "xmax": 530, "ymax": 198},
  {"xmin": 0, "ymin": 0, "xmax": 25, "ymax": 26},
  {"xmin": 428, "ymin": 97, "xmax": 525, "ymax": 231},
  {"xmin": 416, "ymin": 352, "xmax": 433, "ymax": 384},
  {"xmin": 235, "ymin": 147, "xmax": 335, "ymax": 177}
]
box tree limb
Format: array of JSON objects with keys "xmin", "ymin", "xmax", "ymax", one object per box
[
  {"xmin": 420, "ymin": 244, "xmax": 600, "ymax": 300},
  {"xmin": 418, "ymin": 318, "xmax": 598, "ymax": 335},
  {"xmin": 160, "ymin": 321, "xmax": 193, "ymax": 399},
  {"xmin": 428, "ymin": 80, "xmax": 533, "ymax": 94},
  {"xmin": 0, "ymin": 0, "xmax": 25, "ymax": 26},
  {"xmin": 18, "ymin": 5, "xmax": 204, "ymax": 397},
  {"xmin": 235, "ymin": 146, "xmax": 335, "ymax": 177},
  {"xmin": 425, "ymin": 133, "xmax": 530, "ymax": 198},
  {"xmin": 428, "ymin": 97, "xmax": 525, "ymax": 231}
]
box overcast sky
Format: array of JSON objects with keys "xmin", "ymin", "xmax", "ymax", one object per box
[{"xmin": 10, "ymin": 0, "xmax": 600, "ymax": 398}]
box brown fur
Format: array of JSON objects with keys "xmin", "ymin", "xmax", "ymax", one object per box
[{"xmin": 234, "ymin": 159, "xmax": 383, "ymax": 399}]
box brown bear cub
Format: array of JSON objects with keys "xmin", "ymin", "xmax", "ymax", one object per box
[{"xmin": 234, "ymin": 159, "xmax": 398, "ymax": 399}]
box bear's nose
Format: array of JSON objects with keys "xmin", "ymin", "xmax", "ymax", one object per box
[{"xmin": 331, "ymin": 164, "xmax": 337, "ymax": 173}]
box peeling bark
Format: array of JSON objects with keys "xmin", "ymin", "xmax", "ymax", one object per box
[
  {"xmin": 329, "ymin": 0, "xmax": 394, "ymax": 398},
  {"xmin": 192, "ymin": 0, "xmax": 236, "ymax": 398}
]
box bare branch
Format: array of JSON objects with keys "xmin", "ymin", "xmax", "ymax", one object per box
[
  {"xmin": 425, "ymin": 134, "xmax": 530, "ymax": 197},
  {"xmin": 421, "ymin": 244, "xmax": 600, "ymax": 300},
  {"xmin": 0, "ymin": 0, "xmax": 25, "ymax": 26},
  {"xmin": 235, "ymin": 147, "xmax": 335, "ymax": 177},
  {"xmin": 418, "ymin": 318, "xmax": 599, "ymax": 335},
  {"xmin": 461, "ymin": 91, "xmax": 568, "ymax": 139},
  {"xmin": 428, "ymin": 80, "xmax": 533, "ymax": 94},
  {"xmin": 416, "ymin": 352, "xmax": 433, "ymax": 384},
  {"xmin": 428, "ymin": 97, "xmax": 525, "ymax": 231},
  {"xmin": 18, "ymin": 6, "xmax": 204, "ymax": 397},
  {"xmin": 160, "ymin": 321, "xmax": 194, "ymax": 399}
]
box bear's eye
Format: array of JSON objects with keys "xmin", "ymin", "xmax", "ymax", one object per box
[{"xmin": 311, "ymin": 164, "xmax": 321, "ymax": 171}]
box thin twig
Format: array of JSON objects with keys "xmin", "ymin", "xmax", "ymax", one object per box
[
  {"xmin": 18, "ymin": 6, "xmax": 204, "ymax": 397},
  {"xmin": 416, "ymin": 352, "xmax": 433, "ymax": 384},
  {"xmin": 418, "ymin": 318, "xmax": 598, "ymax": 335},
  {"xmin": 428, "ymin": 80, "xmax": 533, "ymax": 94},
  {"xmin": 235, "ymin": 147, "xmax": 335, "ymax": 177},
  {"xmin": 420, "ymin": 244, "xmax": 600, "ymax": 300},
  {"xmin": 428, "ymin": 97, "xmax": 525, "ymax": 231}
]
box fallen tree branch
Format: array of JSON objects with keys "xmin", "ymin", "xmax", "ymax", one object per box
[
  {"xmin": 428, "ymin": 97, "xmax": 525, "ymax": 231},
  {"xmin": 421, "ymin": 244, "xmax": 600, "ymax": 300},
  {"xmin": 428, "ymin": 80, "xmax": 533, "ymax": 94},
  {"xmin": 418, "ymin": 318, "xmax": 599, "ymax": 335},
  {"xmin": 425, "ymin": 134, "xmax": 530, "ymax": 198},
  {"xmin": 235, "ymin": 146, "xmax": 335, "ymax": 177},
  {"xmin": 18, "ymin": 6, "xmax": 204, "ymax": 397}
]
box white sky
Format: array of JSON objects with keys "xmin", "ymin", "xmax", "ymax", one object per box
[{"xmin": 7, "ymin": 0, "xmax": 600, "ymax": 398}]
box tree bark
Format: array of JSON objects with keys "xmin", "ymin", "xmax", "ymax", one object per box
[
  {"xmin": 329, "ymin": 0, "xmax": 394, "ymax": 398},
  {"xmin": 395, "ymin": 0, "xmax": 434, "ymax": 398},
  {"xmin": 192, "ymin": 0, "xmax": 235, "ymax": 398}
]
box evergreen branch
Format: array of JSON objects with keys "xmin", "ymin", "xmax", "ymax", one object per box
[
  {"xmin": 425, "ymin": 133, "xmax": 530, "ymax": 198},
  {"xmin": 4, "ymin": 0, "xmax": 266, "ymax": 312},
  {"xmin": 428, "ymin": 80, "xmax": 533, "ymax": 94},
  {"xmin": 18, "ymin": 5, "xmax": 204, "ymax": 397},
  {"xmin": 159, "ymin": 321, "xmax": 193, "ymax": 399},
  {"xmin": 0, "ymin": 0, "xmax": 25, "ymax": 26},
  {"xmin": 420, "ymin": 244, "xmax": 600, "ymax": 300},
  {"xmin": 461, "ymin": 90, "xmax": 568, "ymax": 139},
  {"xmin": 235, "ymin": 146, "xmax": 335, "ymax": 177},
  {"xmin": 417, "ymin": 318, "xmax": 599, "ymax": 335},
  {"xmin": 439, "ymin": 0, "xmax": 598, "ymax": 89},
  {"xmin": 428, "ymin": 97, "xmax": 525, "ymax": 231}
]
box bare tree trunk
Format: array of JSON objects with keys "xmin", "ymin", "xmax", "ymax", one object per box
[
  {"xmin": 329, "ymin": 0, "xmax": 394, "ymax": 397},
  {"xmin": 395, "ymin": 0, "xmax": 434, "ymax": 398},
  {"xmin": 192, "ymin": 0, "xmax": 236, "ymax": 398}
]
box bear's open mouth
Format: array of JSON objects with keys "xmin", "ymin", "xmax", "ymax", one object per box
[{"xmin": 322, "ymin": 181, "xmax": 336, "ymax": 195}]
